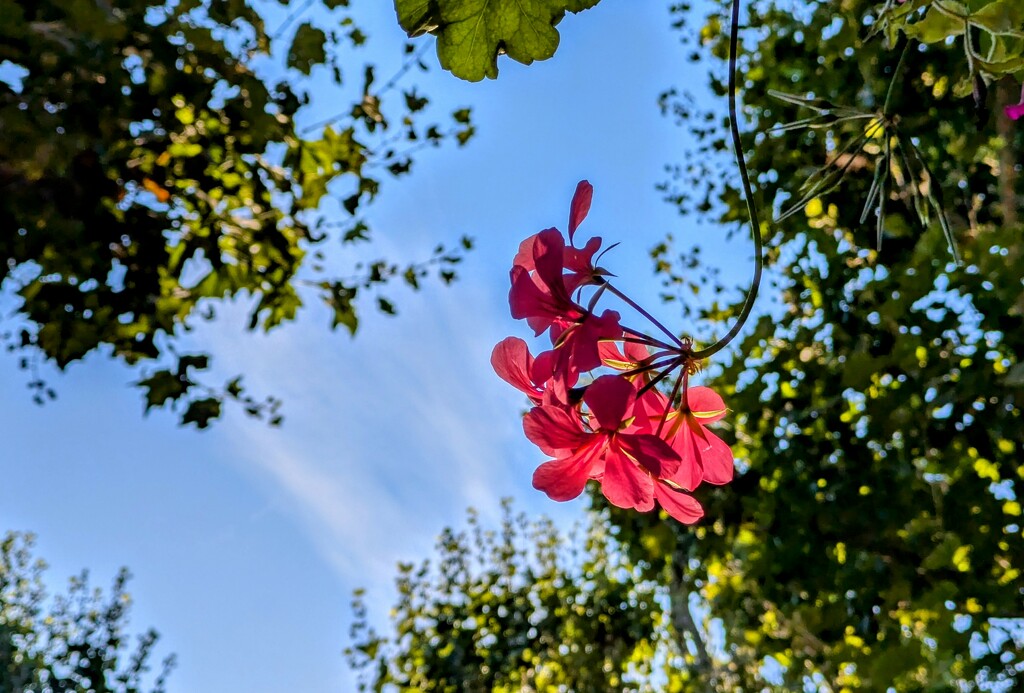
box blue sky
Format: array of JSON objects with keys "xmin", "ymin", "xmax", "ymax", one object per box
[{"xmin": 0, "ymin": 1, "xmax": 749, "ymax": 690}]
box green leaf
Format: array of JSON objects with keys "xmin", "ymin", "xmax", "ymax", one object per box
[
  {"xmin": 394, "ymin": 0, "xmax": 600, "ymax": 81},
  {"xmin": 137, "ymin": 370, "xmax": 189, "ymax": 411},
  {"xmin": 970, "ymin": 0, "xmax": 1024, "ymax": 34},
  {"xmin": 287, "ymin": 22, "xmax": 327, "ymax": 75},
  {"xmin": 905, "ymin": 7, "xmax": 967, "ymax": 44},
  {"xmin": 181, "ymin": 397, "xmax": 222, "ymax": 429}
]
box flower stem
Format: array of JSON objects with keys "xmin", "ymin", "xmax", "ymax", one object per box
[
  {"xmin": 656, "ymin": 368, "xmax": 687, "ymax": 438},
  {"xmin": 883, "ymin": 41, "xmax": 912, "ymax": 118},
  {"xmin": 620, "ymin": 356, "xmax": 683, "ymax": 381},
  {"xmin": 637, "ymin": 356, "xmax": 685, "ymax": 398},
  {"xmin": 690, "ymin": 0, "xmax": 764, "ymax": 362},
  {"xmin": 621, "ymin": 325, "xmax": 679, "ymax": 352},
  {"xmin": 603, "ymin": 282, "xmax": 684, "ymax": 347}
]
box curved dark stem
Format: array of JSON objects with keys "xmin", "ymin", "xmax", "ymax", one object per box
[
  {"xmin": 690, "ymin": 0, "xmax": 764, "ymax": 362},
  {"xmin": 883, "ymin": 41, "xmax": 912, "ymax": 118},
  {"xmin": 656, "ymin": 368, "xmax": 686, "ymax": 437},
  {"xmin": 603, "ymin": 281, "xmax": 684, "ymax": 347},
  {"xmin": 619, "ymin": 356, "xmax": 684, "ymax": 381},
  {"xmin": 637, "ymin": 356, "xmax": 685, "ymax": 397},
  {"xmin": 621, "ymin": 325, "xmax": 679, "ymax": 352}
]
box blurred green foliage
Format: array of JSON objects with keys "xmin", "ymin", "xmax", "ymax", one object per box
[
  {"xmin": 347, "ymin": 500, "xmax": 685, "ymax": 692},
  {"xmin": 0, "ymin": 0, "xmax": 474, "ymax": 426},
  {"xmin": 0, "ymin": 532, "xmax": 173, "ymax": 692}
]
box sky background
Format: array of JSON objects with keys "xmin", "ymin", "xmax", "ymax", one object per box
[{"xmin": 0, "ymin": 1, "xmax": 747, "ymax": 690}]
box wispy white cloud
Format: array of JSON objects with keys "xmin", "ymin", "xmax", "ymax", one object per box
[{"xmin": 205, "ymin": 272, "xmax": 560, "ymax": 589}]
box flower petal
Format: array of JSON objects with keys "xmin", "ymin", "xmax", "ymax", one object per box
[
  {"xmin": 616, "ymin": 433, "xmax": 681, "ymax": 479},
  {"xmin": 568, "ymin": 180, "xmax": 593, "ymax": 242},
  {"xmin": 523, "ymin": 405, "xmax": 588, "ymax": 457},
  {"xmin": 601, "ymin": 455, "xmax": 655, "ymax": 512},
  {"xmin": 511, "ymin": 233, "xmax": 538, "ymax": 272},
  {"xmin": 532, "ymin": 228, "xmax": 571, "ymax": 304},
  {"xmin": 532, "ymin": 444, "xmax": 602, "ymax": 502},
  {"xmin": 491, "ymin": 337, "xmax": 542, "ymax": 402},
  {"xmin": 667, "ymin": 422, "xmax": 704, "ymax": 491},
  {"xmin": 584, "ymin": 374, "xmax": 635, "ymax": 431},
  {"xmin": 654, "ymin": 483, "xmax": 704, "ymax": 524},
  {"xmin": 686, "ymin": 386, "xmax": 728, "ymax": 423},
  {"xmin": 571, "ymin": 310, "xmax": 623, "ymax": 374},
  {"xmin": 696, "ymin": 427, "xmax": 734, "ymax": 485}
]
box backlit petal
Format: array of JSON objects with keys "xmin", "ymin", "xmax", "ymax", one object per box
[
  {"xmin": 654, "ymin": 483, "xmax": 704, "ymax": 524},
  {"xmin": 616, "ymin": 433, "xmax": 681, "ymax": 479},
  {"xmin": 491, "ymin": 337, "xmax": 542, "ymax": 402},
  {"xmin": 532, "ymin": 445, "xmax": 602, "ymax": 502},
  {"xmin": 686, "ymin": 386, "xmax": 728, "ymax": 423},
  {"xmin": 584, "ymin": 374, "xmax": 635, "ymax": 431},
  {"xmin": 523, "ymin": 405, "xmax": 588, "ymax": 456},
  {"xmin": 568, "ymin": 180, "xmax": 593, "ymax": 242},
  {"xmin": 601, "ymin": 455, "xmax": 655, "ymax": 511},
  {"xmin": 697, "ymin": 427, "xmax": 734, "ymax": 485}
]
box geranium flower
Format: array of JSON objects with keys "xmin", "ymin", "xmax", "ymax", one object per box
[
  {"xmin": 525, "ymin": 375, "xmax": 680, "ymax": 511},
  {"xmin": 491, "ymin": 337, "xmax": 545, "ymax": 404},
  {"xmin": 510, "ymin": 225, "xmax": 622, "ymax": 390},
  {"xmin": 512, "ymin": 181, "xmax": 604, "ymax": 294},
  {"xmin": 664, "ymin": 386, "xmax": 734, "ymax": 490}
]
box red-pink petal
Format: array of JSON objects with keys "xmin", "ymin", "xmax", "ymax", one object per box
[
  {"xmin": 632, "ymin": 389, "xmax": 670, "ymax": 433},
  {"xmin": 654, "ymin": 483, "xmax": 704, "ymax": 524},
  {"xmin": 532, "ymin": 444, "xmax": 602, "ymax": 502},
  {"xmin": 510, "ymin": 267, "xmax": 576, "ymax": 336},
  {"xmin": 563, "ymin": 235, "xmax": 602, "ymax": 276},
  {"xmin": 667, "ymin": 422, "xmax": 704, "ymax": 491},
  {"xmin": 571, "ymin": 310, "xmax": 623, "ymax": 373},
  {"xmin": 615, "ymin": 432, "xmax": 681, "ymax": 479},
  {"xmin": 685, "ymin": 386, "xmax": 727, "ymax": 423},
  {"xmin": 1006, "ymin": 102, "xmax": 1024, "ymax": 121},
  {"xmin": 695, "ymin": 426, "xmax": 734, "ymax": 485},
  {"xmin": 523, "ymin": 405, "xmax": 588, "ymax": 457},
  {"xmin": 491, "ymin": 337, "xmax": 542, "ymax": 402},
  {"xmin": 600, "ymin": 455, "xmax": 655, "ymax": 512},
  {"xmin": 512, "ymin": 234, "xmax": 538, "ymax": 272},
  {"xmin": 568, "ymin": 180, "xmax": 593, "ymax": 243},
  {"xmin": 584, "ymin": 374, "xmax": 635, "ymax": 431},
  {"xmin": 532, "ymin": 228, "xmax": 571, "ymax": 304}
]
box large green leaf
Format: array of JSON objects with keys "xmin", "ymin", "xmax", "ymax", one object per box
[{"xmin": 394, "ymin": 0, "xmax": 600, "ymax": 81}]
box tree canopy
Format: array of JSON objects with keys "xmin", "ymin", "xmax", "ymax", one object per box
[
  {"xmin": 0, "ymin": 532, "xmax": 173, "ymax": 692},
  {"xmin": 0, "ymin": 0, "xmax": 473, "ymax": 427}
]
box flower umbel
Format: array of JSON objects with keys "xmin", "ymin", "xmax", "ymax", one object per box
[{"xmin": 494, "ymin": 181, "xmax": 738, "ymax": 525}]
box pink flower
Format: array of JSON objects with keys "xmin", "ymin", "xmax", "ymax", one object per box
[
  {"xmin": 1005, "ymin": 83, "xmax": 1024, "ymax": 121},
  {"xmin": 599, "ymin": 340, "xmax": 654, "ymax": 374},
  {"xmin": 510, "ymin": 225, "xmax": 622, "ymax": 390},
  {"xmin": 509, "ymin": 228, "xmax": 584, "ymax": 335},
  {"xmin": 662, "ymin": 386, "xmax": 734, "ymax": 491},
  {"xmin": 491, "ymin": 337, "xmax": 545, "ymax": 404},
  {"xmin": 511, "ymin": 181, "xmax": 605, "ymax": 301},
  {"xmin": 525, "ymin": 375, "xmax": 681, "ymax": 511}
]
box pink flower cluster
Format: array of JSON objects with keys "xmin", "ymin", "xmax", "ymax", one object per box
[{"xmin": 493, "ymin": 182, "xmax": 735, "ymax": 524}]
